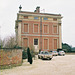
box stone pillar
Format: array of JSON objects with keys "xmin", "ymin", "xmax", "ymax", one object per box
[
  {"xmin": 58, "ymin": 23, "xmax": 62, "ymax": 49},
  {"xmin": 18, "ymin": 22, "xmax": 22, "ymax": 46}
]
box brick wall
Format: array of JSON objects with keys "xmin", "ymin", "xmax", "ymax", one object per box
[{"xmin": 0, "ymin": 48, "xmax": 22, "ymax": 67}]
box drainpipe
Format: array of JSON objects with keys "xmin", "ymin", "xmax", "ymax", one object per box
[{"xmin": 40, "ymin": 17, "xmax": 42, "ymax": 51}]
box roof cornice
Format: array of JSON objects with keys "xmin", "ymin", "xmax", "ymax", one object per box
[{"xmin": 18, "ymin": 11, "xmax": 62, "ymax": 18}]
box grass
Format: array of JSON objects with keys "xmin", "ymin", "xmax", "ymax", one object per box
[{"xmin": 0, "ymin": 63, "xmax": 22, "ymax": 70}]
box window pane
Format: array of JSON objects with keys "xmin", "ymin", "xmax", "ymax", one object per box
[
  {"xmin": 53, "ymin": 18, "xmax": 57, "ymax": 21},
  {"xmin": 44, "ymin": 17, "xmax": 48, "ymax": 20},
  {"xmin": 44, "ymin": 39, "xmax": 48, "ymax": 49},
  {"xmin": 34, "ymin": 39, "xmax": 38, "ymax": 45},
  {"xmin": 34, "ymin": 17, "xmax": 39, "ymax": 19},
  {"xmin": 54, "ymin": 39, "xmax": 57, "ymax": 49},
  {"xmin": 53, "ymin": 26, "xmax": 57, "ymax": 34},
  {"xmin": 44, "ymin": 25, "xmax": 48, "ymax": 33},
  {"xmin": 24, "ymin": 16, "xmax": 28, "ymax": 19},
  {"xmin": 24, "ymin": 24, "xmax": 28, "ymax": 32},
  {"xmin": 34, "ymin": 24, "xmax": 38, "ymax": 33},
  {"xmin": 23, "ymin": 38, "xmax": 28, "ymax": 47}
]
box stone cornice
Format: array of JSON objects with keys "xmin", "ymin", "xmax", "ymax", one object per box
[
  {"xmin": 18, "ymin": 12, "xmax": 62, "ymax": 19},
  {"xmin": 21, "ymin": 34, "xmax": 59, "ymax": 37}
]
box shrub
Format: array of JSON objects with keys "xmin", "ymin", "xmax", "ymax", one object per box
[{"xmin": 22, "ymin": 49, "xmax": 27, "ymax": 59}]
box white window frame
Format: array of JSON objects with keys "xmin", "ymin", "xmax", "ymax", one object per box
[
  {"xmin": 33, "ymin": 38, "xmax": 39, "ymax": 46},
  {"xmin": 34, "ymin": 39, "xmax": 38, "ymax": 45}
]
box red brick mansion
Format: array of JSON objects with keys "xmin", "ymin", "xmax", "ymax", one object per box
[{"xmin": 15, "ymin": 6, "xmax": 62, "ymax": 52}]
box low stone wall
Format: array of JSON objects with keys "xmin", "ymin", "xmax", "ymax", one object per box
[{"xmin": 0, "ymin": 48, "xmax": 22, "ymax": 69}]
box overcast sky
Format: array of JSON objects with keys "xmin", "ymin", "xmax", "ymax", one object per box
[{"xmin": 0, "ymin": 0, "xmax": 75, "ymax": 47}]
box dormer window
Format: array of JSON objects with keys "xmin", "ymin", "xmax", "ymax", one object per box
[{"xmin": 43, "ymin": 17, "xmax": 48, "ymax": 20}]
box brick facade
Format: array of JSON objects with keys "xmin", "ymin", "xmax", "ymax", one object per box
[{"xmin": 15, "ymin": 7, "xmax": 62, "ymax": 52}]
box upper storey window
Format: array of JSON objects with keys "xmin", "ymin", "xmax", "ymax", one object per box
[
  {"xmin": 33, "ymin": 24, "xmax": 39, "ymax": 33},
  {"xmin": 53, "ymin": 25, "xmax": 58, "ymax": 34},
  {"xmin": 24, "ymin": 16, "xmax": 28, "ymax": 19},
  {"xmin": 43, "ymin": 25, "xmax": 49, "ymax": 34},
  {"xmin": 24, "ymin": 23, "xmax": 29, "ymax": 33},
  {"xmin": 53, "ymin": 18, "xmax": 57, "ymax": 21},
  {"xmin": 34, "ymin": 17, "xmax": 39, "ymax": 20},
  {"xmin": 43, "ymin": 17, "xmax": 48, "ymax": 20}
]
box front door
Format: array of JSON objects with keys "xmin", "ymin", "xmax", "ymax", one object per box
[{"xmin": 34, "ymin": 39, "xmax": 39, "ymax": 52}]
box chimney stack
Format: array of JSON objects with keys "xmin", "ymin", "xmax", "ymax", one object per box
[{"xmin": 34, "ymin": 6, "xmax": 40, "ymax": 13}]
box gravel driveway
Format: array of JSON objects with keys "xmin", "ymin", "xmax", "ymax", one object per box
[{"xmin": 0, "ymin": 55, "xmax": 75, "ymax": 75}]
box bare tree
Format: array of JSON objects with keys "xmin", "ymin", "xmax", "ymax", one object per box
[
  {"xmin": 0, "ymin": 38, "xmax": 4, "ymax": 48},
  {"xmin": 3, "ymin": 35, "xmax": 16, "ymax": 48},
  {"xmin": 0, "ymin": 38, "xmax": 2, "ymax": 48}
]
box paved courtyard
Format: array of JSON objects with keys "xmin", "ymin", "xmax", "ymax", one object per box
[{"xmin": 0, "ymin": 55, "xmax": 75, "ymax": 75}]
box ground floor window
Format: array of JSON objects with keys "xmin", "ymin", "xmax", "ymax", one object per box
[
  {"xmin": 54, "ymin": 39, "xmax": 57, "ymax": 49},
  {"xmin": 44, "ymin": 39, "xmax": 48, "ymax": 50},
  {"xmin": 23, "ymin": 38, "xmax": 28, "ymax": 47},
  {"xmin": 34, "ymin": 39, "xmax": 38, "ymax": 45}
]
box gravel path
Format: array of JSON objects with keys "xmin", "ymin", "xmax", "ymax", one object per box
[{"xmin": 0, "ymin": 55, "xmax": 75, "ymax": 75}]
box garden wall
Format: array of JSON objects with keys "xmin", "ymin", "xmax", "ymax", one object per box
[{"xmin": 0, "ymin": 48, "xmax": 22, "ymax": 69}]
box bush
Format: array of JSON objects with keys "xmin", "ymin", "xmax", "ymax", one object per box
[{"xmin": 22, "ymin": 49, "xmax": 27, "ymax": 59}]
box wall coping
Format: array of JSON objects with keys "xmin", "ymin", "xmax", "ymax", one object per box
[{"xmin": 0, "ymin": 48, "xmax": 22, "ymax": 50}]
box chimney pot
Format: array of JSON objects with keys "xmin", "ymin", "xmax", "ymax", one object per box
[{"xmin": 34, "ymin": 6, "xmax": 40, "ymax": 13}]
